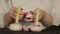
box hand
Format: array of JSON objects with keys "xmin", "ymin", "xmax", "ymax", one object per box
[
  {"xmin": 4, "ymin": 7, "xmax": 23, "ymax": 28},
  {"xmin": 9, "ymin": 7, "xmax": 23, "ymax": 20}
]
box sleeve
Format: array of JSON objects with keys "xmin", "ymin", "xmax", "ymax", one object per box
[
  {"xmin": 53, "ymin": 14, "xmax": 60, "ymax": 26},
  {"xmin": 52, "ymin": 0, "xmax": 60, "ymax": 26},
  {"xmin": 0, "ymin": 12, "xmax": 5, "ymax": 28},
  {"xmin": 0, "ymin": 0, "xmax": 11, "ymax": 28},
  {"xmin": 0, "ymin": 6, "xmax": 6, "ymax": 28}
]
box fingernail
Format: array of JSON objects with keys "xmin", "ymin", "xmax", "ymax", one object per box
[{"xmin": 21, "ymin": 8, "xmax": 23, "ymax": 10}]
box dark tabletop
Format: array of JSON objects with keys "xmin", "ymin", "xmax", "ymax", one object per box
[{"xmin": 0, "ymin": 25, "xmax": 60, "ymax": 34}]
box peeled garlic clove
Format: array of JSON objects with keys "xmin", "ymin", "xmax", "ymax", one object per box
[{"xmin": 9, "ymin": 23, "xmax": 22, "ymax": 31}]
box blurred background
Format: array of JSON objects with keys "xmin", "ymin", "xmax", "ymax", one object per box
[{"xmin": 0, "ymin": 0, "xmax": 60, "ymax": 28}]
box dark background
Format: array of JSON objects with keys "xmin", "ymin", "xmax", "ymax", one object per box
[{"xmin": 0, "ymin": 25, "xmax": 60, "ymax": 34}]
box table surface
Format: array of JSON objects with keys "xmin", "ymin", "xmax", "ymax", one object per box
[{"xmin": 0, "ymin": 25, "xmax": 60, "ymax": 34}]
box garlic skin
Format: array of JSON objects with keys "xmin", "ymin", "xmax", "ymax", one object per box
[
  {"xmin": 23, "ymin": 25, "xmax": 30, "ymax": 31},
  {"xmin": 31, "ymin": 22, "xmax": 44, "ymax": 32},
  {"xmin": 9, "ymin": 23, "xmax": 22, "ymax": 31},
  {"xmin": 23, "ymin": 26, "xmax": 30, "ymax": 31},
  {"xmin": 31, "ymin": 25, "xmax": 42, "ymax": 32}
]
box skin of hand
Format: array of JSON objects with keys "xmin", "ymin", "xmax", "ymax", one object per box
[
  {"xmin": 4, "ymin": 7, "xmax": 53, "ymax": 28},
  {"xmin": 39, "ymin": 9, "xmax": 53, "ymax": 27},
  {"xmin": 4, "ymin": 7, "xmax": 23, "ymax": 28}
]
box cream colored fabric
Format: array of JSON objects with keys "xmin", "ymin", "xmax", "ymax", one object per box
[
  {"xmin": 52, "ymin": 0, "xmax": 60, "ymax": 26},
  {"xmin": 0, "ymin": 0, "xmax": 11, "ymax": 28},
  {"xmin": 0, "ymin": 0, "xmax": 60, "ymax": 28}
]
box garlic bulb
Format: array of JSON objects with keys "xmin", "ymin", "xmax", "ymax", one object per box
[
  {"xmin": 31, "ymin": 22, "xmax": 43, "ymax": 32},
  {"xmin": 9, "ymin": 23, "xmax": 22, "ymax": 31},
  {"xmin": 31, "ymin": 25, "xmax": 42, "ymax": 32}
]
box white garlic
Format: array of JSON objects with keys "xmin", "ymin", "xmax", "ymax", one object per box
[
  {"xmin": 31, "ymin": 25, "xmax": 42, "ymax": 32},
  {"xmin": 31, "ymin": 22, "xmax": 43, "ymax": 32},
  {"xmin": 9, "ymin": 23, "xmax": 22, "ymax": 31}
]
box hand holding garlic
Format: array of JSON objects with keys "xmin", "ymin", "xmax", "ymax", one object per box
[
  {"xmin": 31, "ymin": 8, "xmax": 42, "ymax": 32},
  {"xmin": 9, "ymin": 6, "xmax": 23, "ymax": 31}
]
